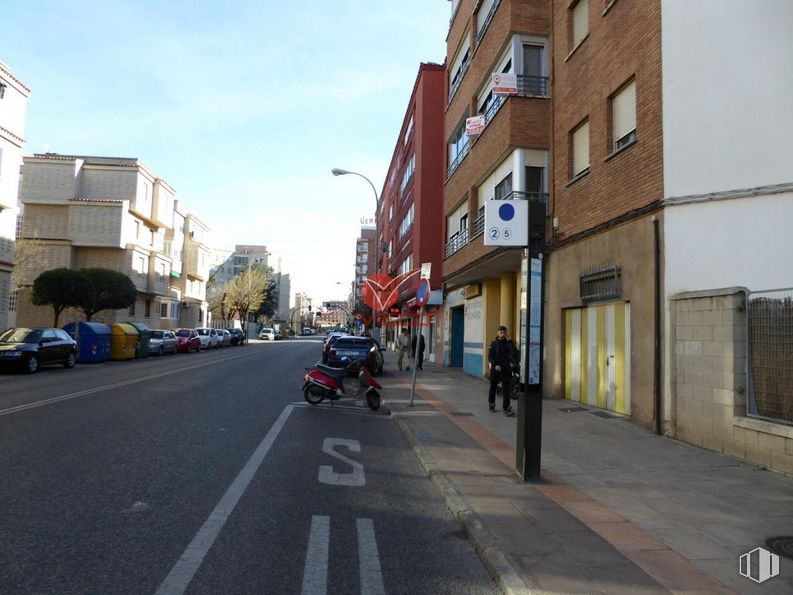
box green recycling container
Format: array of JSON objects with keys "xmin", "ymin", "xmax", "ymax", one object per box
[{"xmin": 127, "ymin": 321, "xmax": 151, "ymax": 358}]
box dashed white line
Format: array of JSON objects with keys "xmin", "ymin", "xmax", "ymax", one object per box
[
  {"xmin": 301, "ymin": 515, "xmax": 331, "ymax": 595},
  {"xmin": 357, "ymin": 518, "xmax": 385, "ymax": 595}
]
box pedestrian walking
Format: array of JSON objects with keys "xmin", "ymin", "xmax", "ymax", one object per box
[
  {"xmin": 410, "ymin": 332, "xmax": 426, "ymax": 371},
  {"xmin": 397, "ymin": 328, "xmax": 410, "ymax": 371},
  {"xmin": 488, "ymin": 325, "xmax": 518, "ymax": 416}
]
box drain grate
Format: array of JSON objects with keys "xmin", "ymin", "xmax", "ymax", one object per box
[
  {"xmin": 559, "ymin": 407, "xmax": 589, "ymax": 413},
  {"xmin": 766, "ymin": 536, "xmax": 793, "ymax": 561},
  {"xmin": 450, "ymin": 411, "xmax": 474, "ymax": 417},
  {"xmin": 591, "ymin": 411, "xmax": 617, "ymax": 419}
]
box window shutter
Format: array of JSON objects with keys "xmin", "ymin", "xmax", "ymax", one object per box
[
  {"xmin": 613, "ymin": 81, "xmax": 637, "ymax": 142},
  {"xmin": 572, "ymin": 0, "xmax": 589, "ymax": 48},
  {"xmin": 572, "ymin": 121, "xmax": 590, "ymax": 176}
]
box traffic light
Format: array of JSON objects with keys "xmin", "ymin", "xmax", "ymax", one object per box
[{"xmin": 308, "ymin": 305, "xmax": 312, "ymax": 312}]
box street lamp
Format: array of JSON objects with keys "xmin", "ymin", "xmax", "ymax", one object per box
[{"xmin": 332, "ymin": 167, "xmax": 379, "ymax": 340}]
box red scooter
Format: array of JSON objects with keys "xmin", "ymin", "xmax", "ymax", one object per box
[{"xmin": 302, "ymin": 358, "xmax": 382, "ymax": 411}]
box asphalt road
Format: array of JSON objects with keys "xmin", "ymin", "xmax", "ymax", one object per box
[{"xmin": 0, "ymin": 338, "xmax": 497, "ymax": 594}]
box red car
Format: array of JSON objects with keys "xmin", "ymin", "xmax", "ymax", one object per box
[{"xmin": 174, "ymin": 328, "xmax": 201, "ymax": 353}]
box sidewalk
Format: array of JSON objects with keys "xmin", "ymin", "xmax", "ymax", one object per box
[{"xmin": 380, "ymin": 351, "xmax": 793, "ymax": 594}]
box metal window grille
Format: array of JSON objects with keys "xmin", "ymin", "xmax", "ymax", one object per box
[
  {"xmin": 580, "ymin": 265, "xmax": 621, "ymax": 303},
  {"xmin": 517, "ymin": 75, "xmax": 548, "ymax": 96},
  {"xmin": 748, "ymin": 289, "xmax": 793, "ymax": 425}
]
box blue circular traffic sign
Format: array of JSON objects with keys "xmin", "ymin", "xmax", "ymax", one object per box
[{"xmin": 416, "ymin": 278, "xmax": 431, "ymax": 307}]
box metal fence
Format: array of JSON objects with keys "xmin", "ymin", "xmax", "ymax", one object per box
[{"xmin": 748, "ymin": 288, "xmax": 793, "ymax": 425}]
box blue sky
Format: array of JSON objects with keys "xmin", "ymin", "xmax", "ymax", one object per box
[{"xmin": 4, "ymin": 1, "xmax": 449, "ymax": 304}]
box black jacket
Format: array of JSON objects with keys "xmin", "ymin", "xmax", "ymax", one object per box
[{"xmin": 488, "ymin": 337, "xmax": 518, "ymax": 369}]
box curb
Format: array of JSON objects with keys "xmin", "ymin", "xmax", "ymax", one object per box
[{"xmin": 391, "ymin": 405, "xmax": 537, "ymax": 595}]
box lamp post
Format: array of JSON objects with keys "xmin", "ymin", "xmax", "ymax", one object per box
[{"xmin": 332, "ymin": 167, "xmax": 379, "ymax": 340}]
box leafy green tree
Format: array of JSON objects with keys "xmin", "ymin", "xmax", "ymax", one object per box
[
  {"xmin": 31, "ymin": 268, "xmax": 94, "ymax": 327},
  {"xmin": 78, "ymin": 268, "xmax": 138, "ymax": 321},
  {"xmin": 253, "ymin": 277, "xmax": 279, "ymax": 319}
]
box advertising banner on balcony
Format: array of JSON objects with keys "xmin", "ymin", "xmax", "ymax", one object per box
[
  {"xmin": 465, "ymin": 115, "xmax": 485, "ymax": 137},
  {"xmin": 492, "ymin": 73, "xmax": 517, "ymax": 96},
  {"xmin": 484, "ymin": 199, "xmax": 528, "ymax": 246}
]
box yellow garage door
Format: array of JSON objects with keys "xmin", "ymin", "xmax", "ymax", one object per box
[{"xmin": 564, "ymin": 303, "xmax": 630, "ymax": 415}]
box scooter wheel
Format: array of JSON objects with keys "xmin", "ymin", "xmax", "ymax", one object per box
[
  {"xmin": 304, "ymin": 385, "xmax": 325, "ymax": 405},
  {"xmin": 366, "ymin": 390, "xmax": 381, "ymax": 411}
]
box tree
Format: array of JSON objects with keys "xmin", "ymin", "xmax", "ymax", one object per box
[
  {"xmin": 227, "ymin": 266, "xmax": 271, "ymax": 336},
  {"xmin": 32, "ymin": 268, "xmax": 94, "ymax": 327},
  {"xmin": 78, "ymin": 268, "xmax": 138, "ymax": 321},
  {"xmin": 253, "ymin": 277, "xmax": 279, "ymax": 319},
  {"xmin": 207, "ymin": 284, "xmax": 236, "ymax": 327}
]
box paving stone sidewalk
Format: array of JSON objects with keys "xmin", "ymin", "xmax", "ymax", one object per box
[{"xmin": 381, "ymin": 351, "xmax": 793, "ymax": 594}]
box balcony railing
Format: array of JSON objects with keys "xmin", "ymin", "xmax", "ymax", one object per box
[
  {"xmin": 448, "ymin": 59, "xmax": 470, "ymax": 104},
  {"xmin": 517, "ymin": 75, "xmax": 548, "ymax": 97},
  {"xmin": 472, "ymin": 213, "xmax": 485, "ymax": 238},
  {"xmin": 447, "ymin": 142, "xmax": 470, "ymax": 178},
  {"xmin": 445, "ymin": 228, "xmax": 469, "ymax": 258},
  {"xmin": 475, "ymin": 0, "xmax": 501, "ymax": 46}
]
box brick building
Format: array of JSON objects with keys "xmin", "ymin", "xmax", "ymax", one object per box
[
  {"xmin": 442, "ymin": 0, "xmax": 551, "ymax": 377},
  {"xmin": 378, "ymin": 62, "xmax": 445, "ymax": 360},
  {"xmin": 352, "ymin": 225, "xmax": 375, "ymax": 332}
]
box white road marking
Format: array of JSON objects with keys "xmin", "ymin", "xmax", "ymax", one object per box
[
  {"xmin": 357, "ymin": 518, "xmax": 385, "ymax": 595},
  {"xmin": 154, "ymin": 404, "xmax": 295, "ymax": 595},
  {"xmin": 0, "ymin": 351, "xmax": 257, "ymax": 417},
  {"xmin": 318, "ymin": 438, "xmax": 365, "ymax": 487},
  {"xmin": 301, "ymin": 515, "xmax": 330, "ymax": 595}
]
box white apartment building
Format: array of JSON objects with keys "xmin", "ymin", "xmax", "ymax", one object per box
[
  {"xmin": 16, "ymin": 154, "xmax": 209, "ymax": 329},
  {"xmin": 0, "ymin": 61, "xmax": 30, "ymax": 330}
]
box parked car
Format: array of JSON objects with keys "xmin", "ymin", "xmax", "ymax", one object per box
[
  {"xmin": 274, "ymin": 331, "xmax": 283, "ymax": 340},
  {"xmin": 227, "ymin": 328, "xmax": 244, "ymax": 345},
  {"xmin": 148, "ymin": 330, "xmax": 178, "ymax": 356},
  {"xmin": 196, "ymin": 327, "xmax": 219, "ymax": 349},
  {"xmin": 215, "ymin": 329, "xmax": 232, "ymax": 348},
  {"xmin": 322, "ymin": 332, "xmax": 346, "ymax": 363},
  {"xmin": 174, "ymin": 328, "xmax": 201, "ymax": 353},
  {"xmin": 326, "ymin": 336, "xmax": 384, "ymax": 375},
  {"xmin": 259, "ymin": 327, "xmax": 276, "ymax": 341},
  {"xmin": 0, "ymin": 327, "xmax": 77, "ymax": 373}
]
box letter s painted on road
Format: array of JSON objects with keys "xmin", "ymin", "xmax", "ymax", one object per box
[{"xmin": 318, "ymin": 438, "xmax": 365, "ymax": 486}]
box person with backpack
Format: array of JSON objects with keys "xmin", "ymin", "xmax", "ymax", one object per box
[{"xmin": 488, "ymin": 325, "xmax": 518, "ymax": 416}]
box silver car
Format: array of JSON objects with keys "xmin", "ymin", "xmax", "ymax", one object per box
[
  {"xmin": 148, "ymin": 330, "xmax": 177, "ymax": 355},
  {"xmin": 215, "ymin": 329, "xmax": 232, "ymax": 348}
]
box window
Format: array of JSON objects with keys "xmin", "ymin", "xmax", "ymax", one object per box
[
  {"xmin": 495, "ymin": 174, "xmax": 513, "ymax": 200},
  {"xmin": 521, "ymin": 45, "xmax": 546, "ymax": 95},
  {"xmin": 388, "ymin": 204, "xmax": 393, "ymax": 221},
  {"xmin": 612, "ymin": 80, "xmax": 637, "ymax": 152},
  {"xmin": 145, "ymin": 300, "xmax": 151, "ymax": 318},
  {"xmin": 404, "ymin": 115, "xmax": 414, "ymax": 145},
  {"xmin": 572, "ymin": 120, "xmax": 590, "ymax": 177},
  {"xmin": 400, "ymin": 154, "xmax": 415, "ymax": 195},
  {"xmin": 448, "ymin": 122, "xmax": 469, "ymax": 173},
  {"xmin": 136, "ymin": 256, "xmax": 147, "ymax": 275},
  {"xmin": 388, "ymin": 241, "xmax": 392, "ymax": 258},
  {"xmin": 160, "ymin": 302, "xmax": 168, "ymax": 318},
  {"xmin": 449, "ymin": 38, "xmax": 471, "ymax": 100},
  {"xmin": 526, "ymin": 167, "xmax": 544, "ymax": 195},
  {"xmin": 129, "ymin": 302, "xmax": 136, "ymax": 316},
  {"xmin": 399, "ymin": 204, "xmax": 414, "ymax": 238},
  {"xmin": 460, "ymin": 214, "xmax": 468, "ymax": 235},
  {"xmin": 170, "ymin": 302, "xmax": 180, "ymax": 319},
  {"xmin": 570, "ymin": 0, "xmax": 589, "ymax": 50},
  {"xmin": 398, "ymin": 255, "xmax": 413, "ymax": 276}
]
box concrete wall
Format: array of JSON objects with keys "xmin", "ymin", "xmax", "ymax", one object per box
[{"xmin": 671, "ymin": 288, "xmax": 793, "ymax": 477}]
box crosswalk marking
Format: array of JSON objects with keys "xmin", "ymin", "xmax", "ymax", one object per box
[
  {"xmin": 301, "ymin": 515, "xmax": 330, "ymax": 595},
  {"xmin": 357, "ymin": 518, "xmax": 385, "ymax": 595}
]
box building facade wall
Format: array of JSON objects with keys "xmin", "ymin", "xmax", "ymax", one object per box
[
  {"xmin": 661, "ymin": 0, "xmax": 793, "ymax": 198},
  {"xmin": 671, "ymin": 289, "xmax": 793, "ymax": 477}
]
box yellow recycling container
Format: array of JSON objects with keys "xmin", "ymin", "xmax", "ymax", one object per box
[{"xmin": 110, "ymin": 323, "xmax": 139, "ymax": 361}]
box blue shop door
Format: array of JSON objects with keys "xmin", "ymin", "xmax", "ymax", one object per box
[{"xmin": 451, "ymin": 306, "xmax": 464, "ymax": 367}]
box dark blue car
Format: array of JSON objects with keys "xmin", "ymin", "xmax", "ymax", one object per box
[{"xmin": 326, "ymin": 336, "xmax": 384, "ymax": 375}]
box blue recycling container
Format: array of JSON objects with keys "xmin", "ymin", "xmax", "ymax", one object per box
[{"xmin": 63, "ymin": 321, "xmax": 112, "ymax": 363}]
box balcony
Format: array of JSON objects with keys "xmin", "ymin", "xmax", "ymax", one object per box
[
  {"xmin": 447, "ymin": 142, "xmax": 470, "ymax": 179},
  {"xmin": 475, "ymin": 0, "xmax": 501, "ymax": 46}
]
